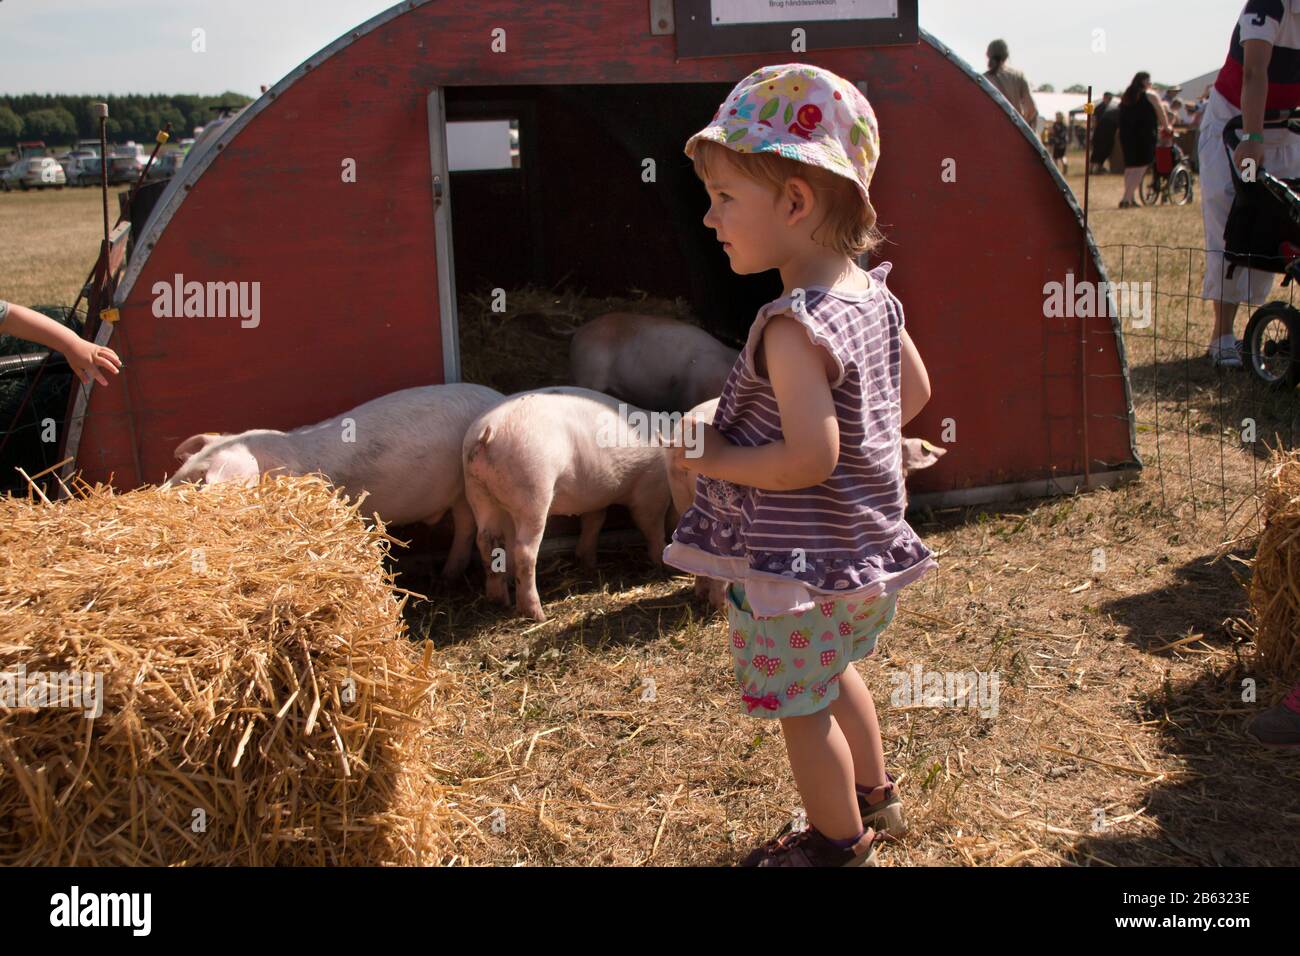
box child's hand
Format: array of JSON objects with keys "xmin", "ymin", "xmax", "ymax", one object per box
[
  {"xmin": 62, "ymin": 338, "xmax": 122, "ymax": 386},
  {"xmin": 670, "ymin": 413, "xmax": 724, "ymax": 478}
]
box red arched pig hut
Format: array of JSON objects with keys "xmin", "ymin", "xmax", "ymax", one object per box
[{"xmin": 63, "ymin": 0, "xmax": 1141, "ymax": 509}]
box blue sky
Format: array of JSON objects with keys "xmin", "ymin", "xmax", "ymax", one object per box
[{"xmin": 0, "ymin": 0, "xmax": 1231, "ymax": 96}]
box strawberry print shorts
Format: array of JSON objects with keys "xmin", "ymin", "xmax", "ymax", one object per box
[{"xmin": 725, "ymin": 582, "xmax": 899, "ymax": 720}]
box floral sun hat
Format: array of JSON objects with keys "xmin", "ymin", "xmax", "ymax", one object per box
[{"xmin": 684, "ymin": 63, "xmax": 880, "ymax": 219}]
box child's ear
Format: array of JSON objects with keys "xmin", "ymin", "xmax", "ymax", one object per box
[{"xmin": 174, "ymin": 432, "xmax": 224, "ymax": 463}]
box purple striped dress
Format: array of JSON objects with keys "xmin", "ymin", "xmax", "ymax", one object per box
[{"xmin": 662, "ymin": 262, "xmax": 937, "ymax": 619}]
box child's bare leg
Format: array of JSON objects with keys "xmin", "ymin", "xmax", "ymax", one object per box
[
  {"xmin": 829, "ymin": 665, "xmax": 888, "ymax": 790},
  {"xmin": 778, "ymin": 708, "xmax": 862, "ymax": 841}
]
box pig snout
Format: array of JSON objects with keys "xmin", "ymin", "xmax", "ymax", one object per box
[
  {"xmin": 663, "ymin": 397, "xmax": 727, "ymax": 611},
  {"xmin": 901, "ymin": 437, "xmax": 946, "ymax": 478},
  {"xmin": 901, "ymin": 437, "xmax": 946, "ymax": 509}
]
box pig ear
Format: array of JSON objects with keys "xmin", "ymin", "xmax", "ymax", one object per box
[
  {"xmin": 901, "ymin": 438, "xmax": 946, "ymax": 477},
  {"xmin": 174, "ymin": 432, "xmax": 224, "ymax": 463},
  {"xmin": 203, "ymin": 447, "xmax": 261, "ymax": 486}
]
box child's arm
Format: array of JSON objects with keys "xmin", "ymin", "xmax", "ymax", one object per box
[
  {"xmin": 671, "ymin": 314, "xmax": 839, "ymax": 492},
  {"xmin": 0, "ymin": 301, "xmax": 123, "ymax": 386},
  {"xmin": 898, "ymin": 326, "xmax": 931, "ymax": 427}
]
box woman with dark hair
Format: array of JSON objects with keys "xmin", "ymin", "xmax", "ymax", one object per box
[{"xmin": 1117, "ymin": 71, "xmax": 1172, "ymax": 207}]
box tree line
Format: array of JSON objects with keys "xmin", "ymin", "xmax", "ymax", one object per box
[{"xmin": 0, "ymin": 93, "xmax": 254, "ymax": 146}]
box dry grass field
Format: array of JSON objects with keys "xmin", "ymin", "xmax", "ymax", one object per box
[{"xmin": 3, "ymin": 149, "xmax": 1297, "ymax": 866}]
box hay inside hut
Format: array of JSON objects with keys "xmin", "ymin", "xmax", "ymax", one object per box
[
  {"xmin": 0, "ymin": 474, "xmax": 451, "ymax": 865},
  {"xmin": 456, "ymin": 284, "xmax": 706, "ymax": 396}
]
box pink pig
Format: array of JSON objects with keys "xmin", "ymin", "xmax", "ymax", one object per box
[
  {"xmin": 570, "ymin": 312, "xmax": 738, "ymax": 415},
  {"xmin": 461, "ymin": 386, "xmax": 673, "ymax": 622},
  {"xmin": 166, "ymin": 383, "xmax": 504, "ymax": 579}
]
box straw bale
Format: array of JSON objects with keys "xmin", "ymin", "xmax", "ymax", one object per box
[
  {"xmin": 0, "ymin": 475, "xmax": 449, "ymax": 865},
  {"xmin": 1247, "ymin": 448, "xmax": 1300, "ymax": 677}
]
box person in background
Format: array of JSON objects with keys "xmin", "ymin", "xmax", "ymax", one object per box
[
  {"xmin": 0, "ymin": 300, "xmax": 122, "ymax": 386},
  {"xmin": 984, "ymin": 38, "xmax": 1038, "ymax": 127},
  {"xmin": 1091, "ymin": 91, "xmax": 1120, "ymax": 173},
  {"xmin": 1049, "ymin": 111, "xmax": 1070, "ymax": 174},
  {"xmin": 1118, "ymin": 71, "xmax": 1173, "ymax": 207},
  {"xmin": 1200, "ymin": 0, "xmax": 1300, "ymax": 368}
]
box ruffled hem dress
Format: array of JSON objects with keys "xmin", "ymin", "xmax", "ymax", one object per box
[{"xmin": 662, "ymin": 261, "xmax": 938, "ymax": 620}]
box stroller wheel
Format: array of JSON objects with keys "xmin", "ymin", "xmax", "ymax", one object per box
[
  {"xmin": 1244, "ymin": 301, "xmax": 1300, "ymax": 390},
  {"xmin": 1170, "ymin": 167, "xmax": 1194, "ymax": 205}
]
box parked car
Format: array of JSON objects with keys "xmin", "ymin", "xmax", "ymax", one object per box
[
  {"xmin": 107, "ymin": 154, "xmax": 141, "ymax": 184},
  {"xmin": 7, "ymin": 157, "xmax": 66, "ymax": 190},
  {"xmin": 59, "ymin": 150, "xmax": 97, "ymax": 178},
  {"xmin": 110, "ymin": 143, "xmax": 148, "ymax": 171},
  {"xmin": 68, "ymin": 155, "xmax": 104, "ymax": 186},
  {"xmin": 146, "ymin": 149, "xmax": 186, "ymax": 181}
]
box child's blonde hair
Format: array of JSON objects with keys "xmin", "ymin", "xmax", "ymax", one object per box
[{"xmin": 691, "ymin": 139, "xmax": 883, "ymax": 259}]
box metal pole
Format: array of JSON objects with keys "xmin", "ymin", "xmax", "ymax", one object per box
[
  {"xmin": 95, "ymin": 102, "xmax": 109, "ymax": 245},
  {"xmin": 1080, "ymin": 85, "xmax": 1094, "ymax": 488}
]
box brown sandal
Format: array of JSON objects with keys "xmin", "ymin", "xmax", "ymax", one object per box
[
  {"xmin": 858, "ymin": 772, "xmax": 908, "ymax": 840},
  {"xmin": 756, "ymin": 771, "xmax": 908, "ymax": 852},
  {"xmin": 739, "ymin": 824, "xmax": 882, "ymax": 867}
]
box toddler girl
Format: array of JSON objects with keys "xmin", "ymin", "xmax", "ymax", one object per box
[{"xmin": 664, "ymin": 64, "xmax": 938, "ymax": 867}]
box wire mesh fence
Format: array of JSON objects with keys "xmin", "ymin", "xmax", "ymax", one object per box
[{"xmin": 1097, "ymin": 241, "xmax": 1300, "ymax": 541}]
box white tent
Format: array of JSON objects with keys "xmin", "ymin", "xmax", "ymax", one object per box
[
  {"xmin": 1032, "ymin": 92, "xmax": 1089, "ymax": 134},
  {"xmin": 1176, "ymin": 69, "xmax": 1219, "ymax": 102}
]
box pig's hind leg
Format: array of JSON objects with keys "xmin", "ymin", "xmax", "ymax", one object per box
[
  {"xmin": 440, "ymin": 493, "xmax": 477, "ymax": 580},
  {"xmin": 511, "ymin": 508, "xmax": 550, "ymax": 622},
  {"xmin": 628, "ymin": 491, "xmax": 670, "ymax": 568},
  {"xmin": 465, "ymin": 478, "xmax": 513, "ymax": 606},
  {"xmin": 575, "ymin": 509, "xmax": 607, "ymax": 570}
]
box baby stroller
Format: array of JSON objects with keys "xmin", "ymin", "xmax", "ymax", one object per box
[
  {"xmin": 1222, "ymin": 111, "xmax": 1300, "ymax": 388},
  {"xmin": 1142, "ymin": 129, "xmax": 1194, "ymax": 205}
]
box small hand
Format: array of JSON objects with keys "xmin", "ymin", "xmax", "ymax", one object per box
[
  {"xmin": 63, "ymin": 339, "xmax": 122, "ymax": 386},
  {"xmin": 670, "ymin": 414, "xmax": 722, "ymax": 478},
  {"xmin": 1233, "ymin": 139, "xmax": 1266, "ymax": 178}
]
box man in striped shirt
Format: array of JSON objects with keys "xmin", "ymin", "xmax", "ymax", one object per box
[{"xmin": 1200, "ymin": 0, "xmax": 1300, "ymax": 367}]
